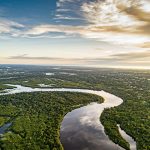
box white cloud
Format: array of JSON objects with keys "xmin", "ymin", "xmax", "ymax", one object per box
[
  {"xmin": 0, "ymin": 0, "xmax": 150, "ymax": 48},
  {"xmin": 23, "ymin": 24, "xmax": 84, "ymax": 36},
  {"xmin": 140, "ymin": 0, "xmax": 150, "ymax": 12},
  {"xmin": 0, "ymin": 18, "xmax": 24, "ymax": 34},
  {"xmin": 54, "ymin": 14, "xmax": 84, "ymax": 20},
  {"xmin": 20, "ymin": 23, "xmax": 150, "ymax": 46},
  {"xmin": 81, "ymin": 0, "xmax": 142, "ymax": 27},
  {"xmin": 80, "ymin": 0, "xmax": 150, "ymax": 46}
]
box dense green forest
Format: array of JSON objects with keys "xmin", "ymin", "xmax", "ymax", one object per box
[
  {"xmin": 0, "ymin": 65, "xmax": 150, "ymax": 150},
  {"xmin": 0, "ymin": 91, "xmax": 103, "ymax": 150}
]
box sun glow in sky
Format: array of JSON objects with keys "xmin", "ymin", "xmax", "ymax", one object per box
[{"xmin": 0, "ymin": 0, "xmax": 150, "ymax": 69}]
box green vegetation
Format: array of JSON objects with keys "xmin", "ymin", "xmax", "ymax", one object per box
[
  {"xmin": 0, "ymin": 84, "xmax": 14, "ymax": 91},
  {"xmin": 0, "ymin": 91, "xmax": 103, "ymax": 150},
  {"xmin": 0, "ymin": 65, "xmax": 150, "ymax": 150},
  {"xmin": 99, "ymin": 73, "xmax": 150, "ymax": 150},
  {"xmin": 0, "ymin": 117, "xmax": 7, "ymax": 127}
]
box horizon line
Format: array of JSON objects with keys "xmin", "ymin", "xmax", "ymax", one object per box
[{"xmin": 0, "ymin": 63, "xmax": 150, "ymax": 70}]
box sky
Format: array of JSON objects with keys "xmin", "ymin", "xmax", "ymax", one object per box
[{"xmin": 0, "ymin": 0, "xmax": 150, "ymax": 69}]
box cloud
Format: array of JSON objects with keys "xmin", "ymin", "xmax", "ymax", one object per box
[
  {"xmin": 81, "ymin": 0, "xmax": 150, "ymax": 28},
  {"xmin": 81, "ymin": 0, "xmax": 150, "ymax": 46},
  {"xmin": 23, "ymin": 0, "xmax": 150, "ymax": 47},
  {"xmin": 82, "ymin": 0, "xmax": 140, "ymax": 26},
  {"xmin": 116, "ymin": 1, "xmax": 150, "ymax": 23},
  {"xmin": 19, "ymin": 24, "xmax": 149, "ymax": 46},
  {"xmin": 139, "ymin": 42, "xmax": 150, "ymax": 48},
  {"xmin": 54, "ymin": 14, "xmax": 85, "ymax": 20},
  {"xmin": 22, "ymin": 24, "xmax": 85, "ymax": 36},
  {"xmin": 8, "ymin": 54, "xmax": 93, "ymax": 61},
  {"xmin": 56, "ymin": 8, "xmax": 71, "ymax": 12},
  {"xmin": 56, "ymin": 0, "xmax": 85, "ymax": 23},
  {"xmin": 9, "ymin": 54, "xmax": 67, "ymax": 60},
  {"xmin": 8, "ymin": 50, "xmax": 150, "ymax": 66},
  {"xmin": 115, "ymin": 0, "xmax": 150, "ymax": 36},
  {"xmin": 0, "ymin": 0, "xmax": 149, "ymax": 49},
  {"xmin": 0, "ymin": 18, "xmax": 24, "ymax": 35},
  {"xmin": 112, "ymin": 50, "xmax": 150, "ymax": 60}
]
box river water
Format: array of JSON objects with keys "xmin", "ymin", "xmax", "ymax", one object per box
[
  {"xmin": 0, "ymin": 84, "xmax": 136, "ymax": 150},
  {"xmin": 0, "ymin": 123, "xmax": 12, "ymax": 135}
]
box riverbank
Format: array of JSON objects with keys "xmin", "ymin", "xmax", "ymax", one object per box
[{"xmin": 0, "ymin": 84, "xmax": 136, "ymax": 150}]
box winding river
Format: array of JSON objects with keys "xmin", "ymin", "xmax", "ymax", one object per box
[{"xmin": 0, "ymin": 84, "xmax": 136, "ymax": 150}]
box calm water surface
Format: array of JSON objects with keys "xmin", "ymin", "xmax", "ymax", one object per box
[
  {"xmin": 0, "ymin": 123, "xmax": 12, "ymax": 135},
  {"xmin": 0, "ymin": 84, "xmax": 136, "ymax": 150},
  {"xmin": 60, "ymin": 93, "xmax": 124, "ymax": 150}
]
